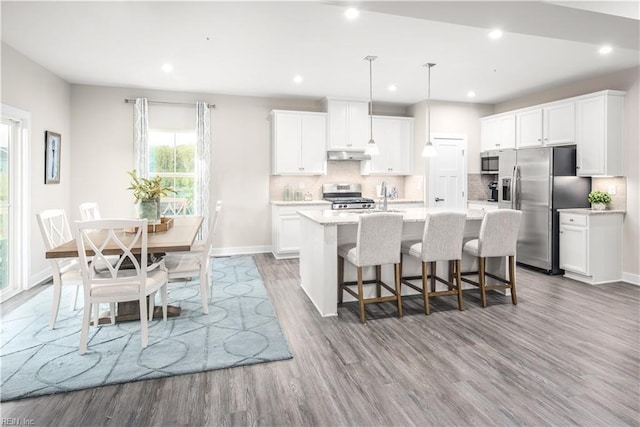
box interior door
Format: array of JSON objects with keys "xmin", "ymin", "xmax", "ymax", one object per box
[{"xmin": 428, "ymin": 134, "xmax": 467, "ymax": 209}]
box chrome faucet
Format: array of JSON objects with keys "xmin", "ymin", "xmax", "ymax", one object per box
[{"xmin": 381, "ymin": 181, "xmax": 388, "ymax": 211}]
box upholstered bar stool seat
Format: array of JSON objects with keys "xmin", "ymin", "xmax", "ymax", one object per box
[
  {"xmin": 338, "ymin": 212, "xmax": 404, "ymax": 323},
  {"xmin": 400, "ymin": 211, "xmax": 467, "ymax": 315},
  {"xmin": 461, "ymin": 209, "xmax": 522, "ymax": 307}
]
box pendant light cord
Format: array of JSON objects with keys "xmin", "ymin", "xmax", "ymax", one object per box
[
  {"xmin": 365, "ymin": 56, "xmax": 377, "ymax": 141},
  {"xmin": 425, "ymin": 63, "xmax": 436, "ymax": 145}
]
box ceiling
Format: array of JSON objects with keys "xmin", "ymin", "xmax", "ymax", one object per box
[{"xmin": 1, "ymin": 1, "xmax": 638, "ymax": 105}]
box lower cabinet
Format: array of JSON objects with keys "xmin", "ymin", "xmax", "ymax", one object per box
[
  {"xmin": 559, "ymin": 212, "xmax": 623, "ymax": 284},
  {"xmin": 272, "ymin": 203, "xmax": 328, "ymax": 259}
]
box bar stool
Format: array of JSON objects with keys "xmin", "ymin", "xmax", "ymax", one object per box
[
  {"xmin": 461, "ymin": 209, "xmax": 522, "ymax": 307},
  {"xmin": 400, "ymin": 211, "xmax": 467, "ymax": 315},
  {"xmin": 338, "ymin": 212, "xmax": 404, "ymax": 323}
]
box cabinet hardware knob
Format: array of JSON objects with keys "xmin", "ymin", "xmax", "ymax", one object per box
[
  {"xmin": 570, "ymin": 219, "xmax": 573, "ymax": 222},
  {"xmin": 537, "ymin": 139, "xmax": 542, "ymax": 141}
]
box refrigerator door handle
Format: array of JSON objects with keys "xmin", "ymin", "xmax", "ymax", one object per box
[
  {"xmin": 511, "ymin": 166, "xmax": 516, "ymax": 209},
  {"xmin": 513, "ymin": 165, "xmax": 521, "ymax": 210}
]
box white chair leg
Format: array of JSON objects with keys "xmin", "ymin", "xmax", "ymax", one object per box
[
  {"xmin": 93, "ymin": 303, "xmax": 100, "ymax": 326},
  {"xmin": 148, "ymin": 292, "xmax": 156, "ymax": 321},
  {"xmin": 109, "ymin": 303, "xmax": 116, "ymax": 324},
  {"xmin": 72, "ymin": 285, "xmax": 80, "ymax": 311},
  {"xmin": 49, "ymin": 279, "xmax": 62, "ymax": 330},
  {"xmin": 199, "ymin": 267, "xmax": 209, "ymax": 315},
  {"xmin": 79, "ymin": 302, "xmax": 92, "ymax": 355},
  {"xmin": 139, "ymin": 296, "xmax": 149, "ymax": 348}
]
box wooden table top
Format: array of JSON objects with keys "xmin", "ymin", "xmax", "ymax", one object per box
[{"xmin": 45, "ymin": 216, "xmax": 204, "ymax": 259}]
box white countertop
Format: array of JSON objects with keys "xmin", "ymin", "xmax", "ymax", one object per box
[
  {"xmin": 558, "ymin": 208, "xmax": 626, "ymax": 215},
  {"xmin": 298, "ymin": 207, "xmax": 485, "ymax": 225},
  {"xmin": 468, "ymin": 200, "xmax": 499, "ymax": 205}
]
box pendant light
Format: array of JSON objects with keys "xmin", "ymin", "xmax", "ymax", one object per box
[
  {"xmin": 364, "ymin": 55, "xmax": 380, "ymax": 156},
  {"xmin": 421, "ymin": 63, "xmax": 438, "ymax": 157}
]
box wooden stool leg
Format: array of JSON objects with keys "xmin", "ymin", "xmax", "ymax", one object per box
[
  {"xmin": 357, "ymin": 267, "xmax": 366, "ymax": 323},
  {"xmin": 479, "ymin": 257, "xmax": 487, "ymax": 308},
  {"xmin": 455, "ymin": 260, "xmax": 464, "ymax": 311},
  {"xmin": 448, "ymin": 260, "xmax": 454, "ymax": 289},
  {"xmin": 430, "ymin": 262, "xmax": 437, "ymax": 293},
  {"xmin": 338, "ymin": 256, "xmax": 344, "ymax": 304},
  {"xmin": 395, "ymin": 263, "xmax": 403, "ymax": 317},
  {"xmin": 422, "ymin": 261, "xmax": 430, "ymax": 315},
  {"xmin": 376, "ymin": 265, "xmax": 382, "ymax": 298},
  {"xmin": 509, "ymin": 255, "xmax": 518, "ymax": 305}
]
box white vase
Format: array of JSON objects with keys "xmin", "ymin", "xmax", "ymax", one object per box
[{"xmin": 591, "ymin": 203, "xmax": 606, "ymax": 211}]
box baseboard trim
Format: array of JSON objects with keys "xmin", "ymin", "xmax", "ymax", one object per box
[
  {"xmin": 210, "ymin": 246, "xmax": 271, "ymax": 257},
  {"xmin": 622, "ymin": 272, "xmax": 640, "ymax": 286}
]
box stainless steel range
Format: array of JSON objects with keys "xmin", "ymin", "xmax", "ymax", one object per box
[{"xmin": 322, "ymin": 183, "xmax": 375, "ymax": 210}]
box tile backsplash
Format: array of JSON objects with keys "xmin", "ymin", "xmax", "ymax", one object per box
[
  {"xmin": 270, "ymin": 161, "xmax": 411, "ymax": 201},
  {"xmin": 468, "ymin": 173, "xmax": 498, "ymax": 201},
  {"xmin": 592, "ymin": 177, "xmax": 627, "ymax": 211}
]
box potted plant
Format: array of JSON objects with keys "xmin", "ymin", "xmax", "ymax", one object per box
[
  {"xmin": 587, "ymin": 190, "xmax": 611, "ymax": 211},
  {"xmin": 127, "ymin": 170, "xmax": 176, "ymax": 222}
]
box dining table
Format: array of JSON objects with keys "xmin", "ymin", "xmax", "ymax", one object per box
[{"xmin": 45, "ymin": 215, "xmax": 204, "ymax": 324}]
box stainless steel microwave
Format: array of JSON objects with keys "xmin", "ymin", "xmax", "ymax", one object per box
[{"xmin": 481, "ymin": 151, "xmax": 499, "ymax": 174}]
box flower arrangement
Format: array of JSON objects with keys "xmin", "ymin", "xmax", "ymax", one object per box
[
  {"xmin": 587, "ymin": 190, "xmax": 612, "ymax": 206},
  {"xmin": 126, "ymin": 170, "xmax": 176, "ymax": 202}
]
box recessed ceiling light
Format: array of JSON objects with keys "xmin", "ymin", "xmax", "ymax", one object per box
[
  {"xmin": 345, "ymin": 7, "xmax": 359, "ymax": 20},
  {"xmin": 467, "ymin": 91, "xmax": 476, "ymax": 98},
  {"xmin": 488, "ymin": 29, "xmax": 503, "ymax": 39},
  {"xmin": 388, "ymin": 84, "xmax": 397, "ymax": 92},
  {"xmin": 161, "ymin": 63, "xmax": 173, "ymax": 73},
  {"xmin": 599, "ymin": 45, "xmax": 613, "ymax": 55},
  {"xmin": 293, "ymin": 75, "xmax": 303, "ymax": 84}
]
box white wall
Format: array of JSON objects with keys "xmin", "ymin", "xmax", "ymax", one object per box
[
  {"xmin": 1, "ymin": 42, "xmax": 71, "ymax": 286},
  {"xmin": 494, "ymin": 66, "xmax": 640, "ymax": 279},
  {"xmin": 70, "ymin": 85, "xmax": 329, "ymax": 253}
]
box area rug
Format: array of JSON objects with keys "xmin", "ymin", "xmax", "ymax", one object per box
[{"xmin": 0, "ymin": 256, "xmax": 292, "ymax": 401}]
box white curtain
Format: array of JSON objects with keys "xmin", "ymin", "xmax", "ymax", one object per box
[
  {"xmin": 133, "ymin": 98, "xmax": 149, "ymax": 177},
  {"xmin": 195, "ymin": 102, "xmax": 211, "ymax": 236}
]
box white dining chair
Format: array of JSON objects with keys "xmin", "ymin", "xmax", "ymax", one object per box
[
  {"xmin": 78, "ymin": 202, "xmax": 101, "ymax": 220},
  {"xmin": 163, "ymin": 201, "xmax": 223, "ymax": 315},
  {"xmin": 160, "ymin": 197, "xmax": 189, "ymax": 216},
  {"xmin": 400, "ymin": 211, "xmax": 467, "ymax": 315},
  {"xmin": 74, "ymin": 218, "xmax": 168, "ymax": 355},
  {"xmin": 461, "ymin": 209, "xmax": 523, "ymax": 307},
  {"xmin": 337, "ymin": 212, "xmax": 404, "ymax": 323},
  {"xmin": 36, "ymin": 209, "xmax": 83, "ymax": 329}
]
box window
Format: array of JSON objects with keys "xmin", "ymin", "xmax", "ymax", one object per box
[{"xmin": 148, "ymin": 130, "xmax": 196, "ymax": 214}]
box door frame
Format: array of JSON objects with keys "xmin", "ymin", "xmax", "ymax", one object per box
[
  {"xmin": 1, "ymin": 104, "xmax": 30, "ymax": 302},
  {"xmin": 425, "ymin": 133, "xmax": 468, "ymax": 208}
]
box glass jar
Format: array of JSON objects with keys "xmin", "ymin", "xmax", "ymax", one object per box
[{"xmin": 283, "ymin": 184, "xmax": 292, "ymax": 201}]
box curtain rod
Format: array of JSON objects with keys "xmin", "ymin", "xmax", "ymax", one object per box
[{"xmin": 124, "ymin": 98, "xmax": 216, "ymax": 109}]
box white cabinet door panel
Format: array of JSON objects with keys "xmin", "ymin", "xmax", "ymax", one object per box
[{"xmin": 560, "ymin": 224, "xmax": 588, "ymax": 275}]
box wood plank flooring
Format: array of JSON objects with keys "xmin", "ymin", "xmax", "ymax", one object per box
[{"xmin": 2, "ymin": 254, "xmax": 639, "ymax": 426}]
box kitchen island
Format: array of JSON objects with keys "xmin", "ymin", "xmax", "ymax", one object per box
[{"xmin": 298, "ymin": 207, "xmax": 509, "ymax": 317}]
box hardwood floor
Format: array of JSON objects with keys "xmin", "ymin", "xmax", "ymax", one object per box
[{"xmin": 2, "ymin": 254, "xmax": 639, "ymax": 426}]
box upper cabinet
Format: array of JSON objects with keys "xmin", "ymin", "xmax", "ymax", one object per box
[
  {"xmin": 324, "ymin": 98, "xmax": 369, "ymax": 150},
  {"xmin": 480, "ymin": 114, "xmax": 515, "ymax": 151},
  {"xmin": 575, "ymin": 91, "xmax": 624, "ymax": 177},
  {"xmin": 516, "ymin": 101, "xmax": 575, "ymax": 148},
  {"xmin": 271, "ymin": 110, "xmax": 327, "ymax": 175},
  {"xmin": 361, "ymin": 116, "xmax": 414, "ymax": 175}
]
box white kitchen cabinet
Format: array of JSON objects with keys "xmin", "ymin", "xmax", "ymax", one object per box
[
  {"xmin": 575, "ymin": 91, "xmax": 624, "ymax": 177},
  {"xmin": 324, "ymin": 98, "xmax": 369, "ymax": 150},
  {"xmin": 559, "ymin": 211, "xmax": 623, "ymax": 284},
  {"xmin": 480, "ymin": 114, "xmax": 515, "ymax": 151},
  {"xmin": 516, "ymin": 102, "xmax": 575, "ymax": 149},
  {"xmin": 467, "ymin": 202, "xmax": 499, "ymax": 212},
  {"xmin": 271, "ymin": 110, "xmax": 326, "ymax": 175},
  {"xmin": 361, "ymin": 116, "xmax": 413, "ymax": 175},
  {"xmin": 271, "ymin": 203, "xmax": 329, "ymax": 258}
]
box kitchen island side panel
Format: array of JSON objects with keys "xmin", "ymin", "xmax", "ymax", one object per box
[{"xmin": 300, "ymin": 215, "xmax": 339, "ymax": 317}]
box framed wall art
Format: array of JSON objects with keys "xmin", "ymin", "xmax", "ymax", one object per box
[{"xmin": 45, "ymin": 131, "xmax": 61, "ymax": 184}]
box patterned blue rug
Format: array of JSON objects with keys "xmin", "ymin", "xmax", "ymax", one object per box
[{"xmin": 0, "ymin": 256, "xmax": 292, "ymax": 401}]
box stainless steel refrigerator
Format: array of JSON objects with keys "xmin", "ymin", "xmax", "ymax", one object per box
[{"xmin": 499, "ymin": 146, "xmax": 591, "ymax": 274}]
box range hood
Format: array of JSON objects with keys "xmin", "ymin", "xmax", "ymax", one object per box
[{"xmin": 327, "ymin": 150, "xmax": 371, "ymax": 161}]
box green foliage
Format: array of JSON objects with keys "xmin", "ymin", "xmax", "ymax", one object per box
[
  {"xmin": 127, "ymin": 170, "xmax": 176, "ymax": 202},
  {"xmin": 587, "ymin": 190, "xmax": 612, "ymax": 205}
]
